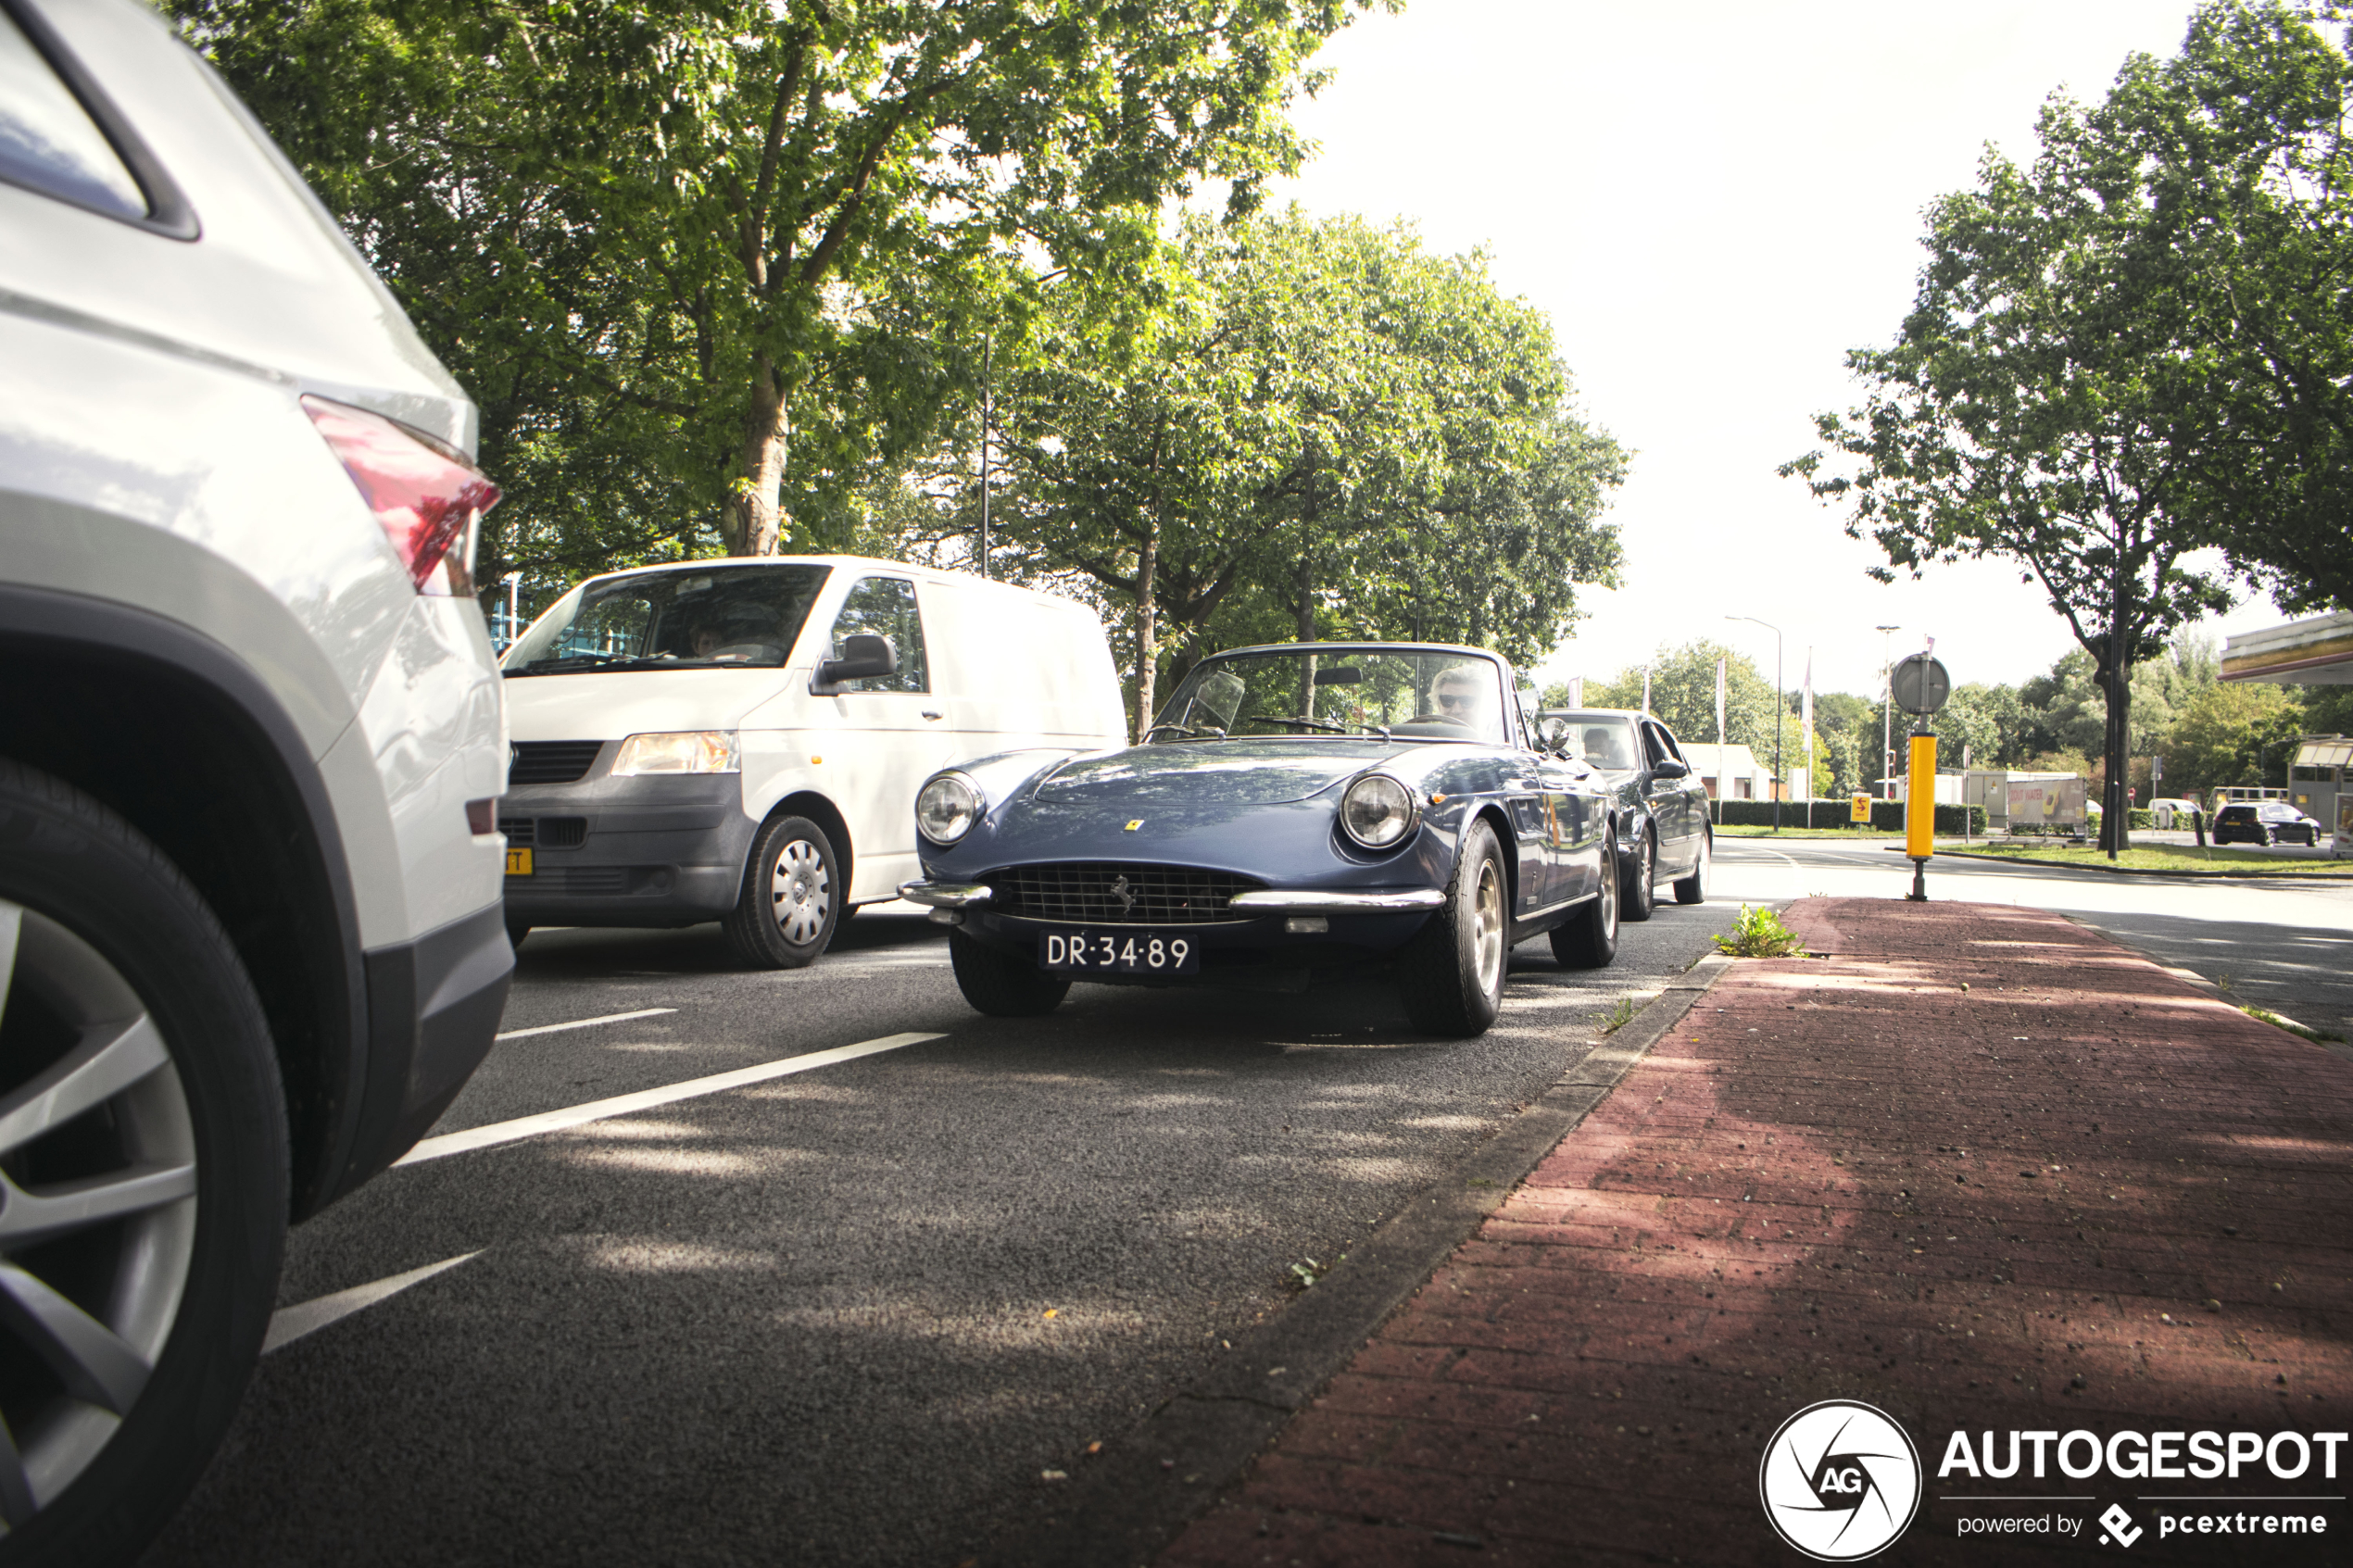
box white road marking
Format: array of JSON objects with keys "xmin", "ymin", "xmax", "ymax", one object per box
[
  {"xmin": 496, "ymin": 1008, "xmax": 677, "ymax": 1041},
  {"xmin": 394, "ymin": 1032, "xmax": 947, "ymax": 1166},
  {"xmin": 263, "ymin": 1251, "xmax": 482, "ymax": 1354}
]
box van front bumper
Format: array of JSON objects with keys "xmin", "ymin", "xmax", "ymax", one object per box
[{"xmin": 500, "ymin": 773, "xmax": 755, "ymax": 925}]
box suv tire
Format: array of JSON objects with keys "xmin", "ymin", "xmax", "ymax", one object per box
[
  {"xmin": 0, "ymin": 760, "xmax": 287, "ymax": 1563},
  {"xmin": 724, "ymin": 815, "xmax": 841, "ymax": 969}
]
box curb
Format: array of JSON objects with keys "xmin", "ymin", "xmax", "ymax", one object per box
[
  {"xmin": 1932, "ymin": 847, "xmax": 2353, "ymax": 882},
  {"xmin": 984, "ymin": 952, "xmax": 1739, "ymax": 1567}
]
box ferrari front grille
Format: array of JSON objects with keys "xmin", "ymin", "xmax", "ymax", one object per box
[{"xmin": 988, "ymin": 862, "xmax": 1265, "ymax": 925}]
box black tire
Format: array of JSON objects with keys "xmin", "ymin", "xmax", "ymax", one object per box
[
  {"xmin": 948, "ymin": 929, "xmax": 1071, "ymax": 1017},
  {"xmin": 504, "ymin": 918, "xmax": 531, "ymax": 948},
  {"xmin": 0, "ymin": 759, "xmax": 287, "ymax": 1567},
  {"xmin": 1619, "ymin": 824, "xmax": 1656, "ymax": 922},
  {"xmin": 1672, "ymin": 827, "xmax": 1711, "ymax": 905},
  {"xmin": 723, "ymin": 815, "xmax": 842, "ymax": 969},
  {"xmin": 1395, "ymin": 820, "xmax": 1509, "ymax": 1037},
  {"xmin": 1552, "ymin": 825, "xmax": 1621, "ymax": 969}
]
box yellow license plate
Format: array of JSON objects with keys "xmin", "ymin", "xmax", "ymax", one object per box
[{"xmin": 506, "ymin": 847, "xmax": 534, "ymax": 876}]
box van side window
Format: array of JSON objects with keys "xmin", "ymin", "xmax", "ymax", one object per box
[{"xmin": 827, "ymin": 577, "xmax": 928, "ymax": 693}]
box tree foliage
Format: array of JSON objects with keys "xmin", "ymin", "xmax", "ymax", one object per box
[
  {"xmin": 166, "ymin": 0, "xmax": 1387, "ymax": 608},
  {"xmin": 902, "ymin": 211, "xmax": 1626, "ymax": 731}
]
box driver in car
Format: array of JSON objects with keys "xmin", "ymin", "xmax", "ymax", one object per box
[{"xmin": 1427, "ymin": 665, "xmax": 1491, "ymax": 730}]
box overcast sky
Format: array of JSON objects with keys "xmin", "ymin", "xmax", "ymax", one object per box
[{"xmin": 1266, "ymin": 0, "xmax": 2290, "ymax": 700}]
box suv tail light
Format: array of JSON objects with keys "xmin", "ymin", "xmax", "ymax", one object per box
[{"xmin": 302, "ymin": 395, "xmax": 500, "ymax": 596}]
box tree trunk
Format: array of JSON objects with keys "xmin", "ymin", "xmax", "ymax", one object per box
[
  {"xmin": 2100, "ymin": 609, "xmax": 2133, "ymax": 857},
  {"xmin": 724, "ymin": 357, "xmax": 789, "ymax": 557},
  {"xmin": 1135, "ymin": 501, "xmax": 1160, "ymax": 744}
]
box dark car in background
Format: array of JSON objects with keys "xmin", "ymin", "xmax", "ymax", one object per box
[
  {"xmin": 1534, "ymin": 709, "xmax": 1712, "ymax": 918},
  {"xmin": 2214, "ymin": 801, "xmax": 2323, "ymax": 847},
  {"xmin": 902, "ymin": 643, "xmax": 1622, "ymax": 1037}
]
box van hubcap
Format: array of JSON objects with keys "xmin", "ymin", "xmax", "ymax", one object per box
[{"xmin": 769, "ymin": 839, "xmax": 832, "ymax": 947}]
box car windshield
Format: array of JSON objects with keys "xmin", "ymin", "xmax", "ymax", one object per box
[
  {"xmin": 503, "ymin": 564, "xmax": 831, "ymax": 675},
  {"xmin": 1148, "ymin": 647, "xmax": 1510, "ymax": 744},
  {"xmin": 1546, "ymin": 711, "xmax": 1642, "ymax": 770}
]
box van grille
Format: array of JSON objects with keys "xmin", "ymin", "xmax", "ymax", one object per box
[
  {"xmin": 510, "ymin": 742, "xmax": 604, "ymax": 786},
  {"xmin": 988, "ymin": 863, "xmax": 1265, "ymax": 925}
]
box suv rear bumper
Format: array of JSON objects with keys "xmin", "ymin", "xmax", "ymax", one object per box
[{"xmin": 326, "ymin": 900, "xmax": 512, "ymax": 1203}]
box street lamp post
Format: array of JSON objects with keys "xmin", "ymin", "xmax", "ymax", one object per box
[
  {"xmin": 1729, "ymin": 615, "xmax": 1783, "ymax": 833},
  {"xmin": 1876, "ymin": 624, "xmax": 1902, "ymax": 801}
]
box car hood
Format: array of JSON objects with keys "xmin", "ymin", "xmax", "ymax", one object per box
[
  {"xmin": 1030, "ymin": 739, "xmax": 1406, "ymax": 810},
  {"xmin": 503, "ymin": 668, "xmax": 793, "ymax": 739}
]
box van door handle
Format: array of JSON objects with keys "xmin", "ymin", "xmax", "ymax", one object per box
[{"xmin": 921, "ymin": 710, "xmax": 944, "ymax": 721}]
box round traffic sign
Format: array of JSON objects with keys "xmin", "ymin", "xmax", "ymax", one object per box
[{"xmin": 1891, "ymin": 653, "xmax": 1950, "ymax": 716}]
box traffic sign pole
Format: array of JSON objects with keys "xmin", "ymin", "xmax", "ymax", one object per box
[{"xmin": 1906, "ymin": 731, "xmax": 1936, "ymax": 899}]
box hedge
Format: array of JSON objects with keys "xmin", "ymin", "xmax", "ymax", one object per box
[{"xmin": 1711, "ymin": 799, "xmax": 1987, "ymax": 834}]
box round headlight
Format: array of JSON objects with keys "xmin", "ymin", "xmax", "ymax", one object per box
[
  {"xmin": 1340, "ymin": 772, "xmax": 1418, "ymax": 849},
  {"xmin": 916, "ymin": 771, "xmax": 982, "ymax": 845}
]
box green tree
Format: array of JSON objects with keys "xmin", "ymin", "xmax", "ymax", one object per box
[
  {"xmin": 2165, "ymin": 680, "xmax": 2309, "ymax": 792},
  {"xmin": 943, "ymin": 212, "xmax": 1624, "ymax": 732},
  {"xmin": 169, "ymin": 0, "xmax": 1385, "ymax": 608},
  {"xmin": 1782, "ymin": 59, "xmax": 2242, "ymax": 852},
  {"xmin": 2104, "ymin": 2, "xmax": 2353, "ymax": 615}
]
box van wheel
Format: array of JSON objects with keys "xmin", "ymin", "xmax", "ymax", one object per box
[
  {"xmin": 1553, "ymin": 825, "xmax": 1620, "ymax": 968},
  {"xmin": 1395, "ymin": 820, "xmax": 1508, "ymax": 1036},
  {"xmin": 724, "ymin": 815, "xmax": 841, "ymax": 969},
  {"xmin": 0, "ymin": 760, "xmax": 286, "ymax": 1565},
  {"xmin": 948, "ymin": 930, "xmax": 1070, "ymax": 1017}
]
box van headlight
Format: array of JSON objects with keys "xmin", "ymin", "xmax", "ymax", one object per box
[
  {"xmin": 1340, "ymin": 773, "xmax": 1418, "ymax": 849},
  {"xmin": 611, "ymin": 731, "xmax": 741, "ymax": 775},
  {"xmin": 917, "ymin": 771, "xmax": 983, "ymax": 845}
]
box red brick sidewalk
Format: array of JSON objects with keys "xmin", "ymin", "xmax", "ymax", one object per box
[{"xmin": 1157, "ymin": 898, "xmax": 2353, "ymax": 1565}]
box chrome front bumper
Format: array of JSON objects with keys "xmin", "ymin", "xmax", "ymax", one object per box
[{"xmin": 900, "ymin": 881, "xmax": 1444, "ymax": 920}]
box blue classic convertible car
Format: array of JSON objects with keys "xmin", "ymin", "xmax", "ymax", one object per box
[{"xmin": 899, "ymin": 642, "xmax": 1626, "ymax": 1035}]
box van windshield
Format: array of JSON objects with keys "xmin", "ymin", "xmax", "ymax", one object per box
[{"xmin": 504, "ymin": 565, "xmax": 832, "ymax": 675}]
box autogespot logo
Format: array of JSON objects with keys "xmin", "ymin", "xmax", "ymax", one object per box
[{"xmin": 1760, "ymin": 1400, "xmax": 1924, "ymax": 1561}]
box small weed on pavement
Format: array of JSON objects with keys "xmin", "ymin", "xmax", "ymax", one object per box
[{"xmin": 1713, "ymin": 903, "xmax": 1808, "ymax": 958}]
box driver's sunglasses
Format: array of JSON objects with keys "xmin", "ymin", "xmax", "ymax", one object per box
[{"xmin": 1436, "ymin": 691, "xmax": 1474, "ymax": 709}]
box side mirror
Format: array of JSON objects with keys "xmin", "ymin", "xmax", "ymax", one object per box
[
  {"xmin": 1534, "ymin": 716, "xmax": 1572, "ymax": 755},
  {"xmin": 815, "ymin": 633, "xmax": 898, "ymax": 690},
  {"xmin": 1651, "ymin": 759, "xmax": 1690, "ymax": 780}
]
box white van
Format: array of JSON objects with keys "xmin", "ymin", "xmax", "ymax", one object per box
[{"xmin": 498, "ymin": 556, "xmax": 1126, "ymax": 965}]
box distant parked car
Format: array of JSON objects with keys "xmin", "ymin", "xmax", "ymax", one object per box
[
  {"xmin": 499, "ymin": 558, "xmax": 1127, "ymax": 967},
  {"xmin": 1533, "ymin": 708, "xmax": 1712, "ymax": 918},
  {"xmin": 2213, "ymin": 802, "xmax": 2322, "ymax": 846},
  {"xmin": 2148, "ymin": 797, "xmax": 2200, "ymax": 830},
  {"xmin": 1, "ymin": 0, "xmax": 510, "ymax": 1557},
  {"xmin": 902, "ymin": 642, "xmax": 1622, "ymax": 1036}
]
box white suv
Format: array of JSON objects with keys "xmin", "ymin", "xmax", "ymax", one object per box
[{"xmin": 0, "ymin": 0, "xmax": 510, "ymax": 1558}]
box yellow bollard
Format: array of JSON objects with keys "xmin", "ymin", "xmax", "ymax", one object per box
[{"xmin": 1906, "ymin": 734, "xmax": 1937, "ymax": 859}]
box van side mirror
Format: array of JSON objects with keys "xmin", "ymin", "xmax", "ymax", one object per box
[
  {"xmin": 1651, "ymin": 759, "xmax": 1690, "ymax": 781},
  {"xmin": 814, "ymin": 633, "xmax": 898, "ymax": 691}
]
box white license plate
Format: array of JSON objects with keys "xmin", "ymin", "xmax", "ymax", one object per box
[{"xmin": 1040, "ymin": 929, "xmax": 1201, "ymax": 975}]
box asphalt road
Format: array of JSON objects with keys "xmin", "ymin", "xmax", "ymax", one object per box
[
  {"xmin": 145, "ymin": 893, "xmax": 1737, "ymax": 1568},
  {"xmin": 143, "ymin": 839, "xmax": 2351, "ymax": 1566}
]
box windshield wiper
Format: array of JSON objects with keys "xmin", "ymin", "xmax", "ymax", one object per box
[{"xmin": 1241, "ymin": 714, "xmax": 1349, "ymax": 734}]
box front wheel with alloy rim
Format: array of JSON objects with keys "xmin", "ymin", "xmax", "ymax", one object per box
[
  {"xmin": 1396, "ymin": 820, "xmax": 1508, "ymax": 1036},
  {"xmin": 1673, "ymin": 829, "xmax": 1711, "ymax": 905},
  {"xmin": 723, "ymin": 815, "xmax": 842, "ymax": 969},
  {"xmin": 0, "ymin": 760, "xmax": 286, "ymax": 1565},
  {"xmin": 1552, "ymin": 825, "xmax": 1620, "ymax": 968}
]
